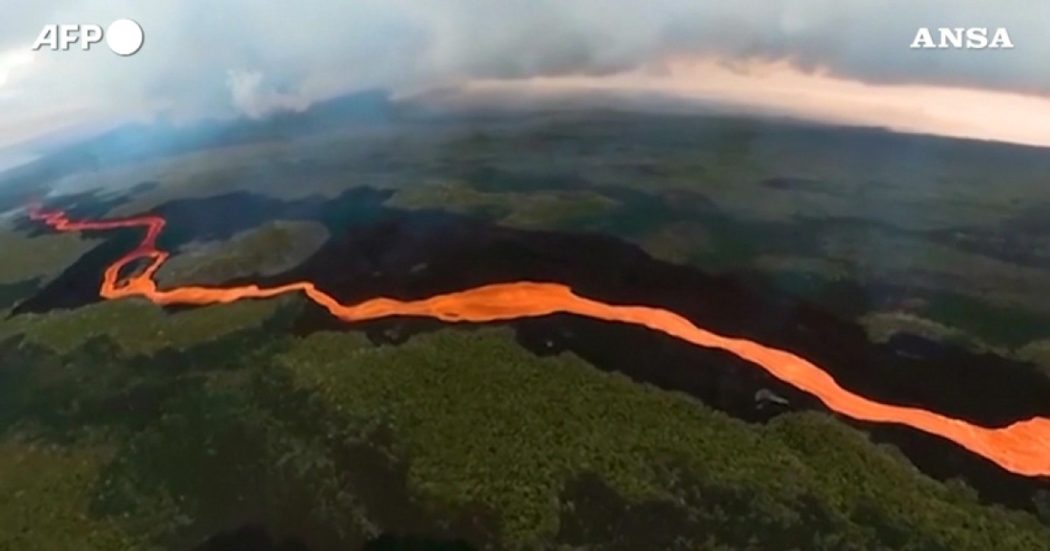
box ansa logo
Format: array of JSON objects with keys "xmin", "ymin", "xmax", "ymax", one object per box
[{"xmin": 910, "ymin": 27, "xmax": 1014, "ymax": 49}]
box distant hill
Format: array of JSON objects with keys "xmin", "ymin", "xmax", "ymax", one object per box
[{"xmin": 0, "ymin": 89, "xmax": 397, "ymax": 201}]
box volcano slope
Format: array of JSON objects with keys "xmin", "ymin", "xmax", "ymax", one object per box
[
  {"xmin": 15, "ymin": 188, "xmax": 1050, "ymax": 511},
  {"xmin": 3, "ymin": 186, "xmax": 1050, "ymax": 547}
]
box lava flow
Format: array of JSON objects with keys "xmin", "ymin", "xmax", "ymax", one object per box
[{"xmin": 27, "ymin": 206, "xmax": 1050, "ymax": 477}]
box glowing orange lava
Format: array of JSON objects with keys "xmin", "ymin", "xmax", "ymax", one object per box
[{"xmin": 27, "ymin": 206, "xmax": 1050, "ymax": 477}]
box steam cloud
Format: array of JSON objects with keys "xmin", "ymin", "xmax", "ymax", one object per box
[{"xmin": 1, "ymin": 0, "xmax": 1048, "ymax": 148}]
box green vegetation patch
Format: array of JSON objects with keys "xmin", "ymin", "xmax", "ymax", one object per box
[
  {"xmin": 93, "ymin": 373, "xmax": 376, "ymax": 549},
  {"xmin": 2, "ymin": 315, "xmax": 1048, "ymax": 549},
  {"xmin": 156, "ymin": 220, "xmax": 329, "ymax": 287},
  {"xmin": 635, "ymin": 220, "xmax": 715, "ymax": 265},
  {"xmin": 0, "ymin": 226, "xmax": 99, "ymax": 285},
  {"xmin": 278, "ymin": 327, "xmax": 1050, "ymax": 549},
  {"xmin": 387, "ymin": 181, "xmax": 618, "ymax": 230},
  {"xmin": 860, "ymin": 311, "xmax": 973, "ymax": 347},
  {"xmin": 821, "ymin": 229, "xmax": 1050, "ymax": 314},
  {"xmin": 0, "ymin": 297, "xmax": 283, "ymax": 356},
  {"xmin": 859, "ymin": 311, "xmax": 1050, "ymax": 378},
  {"xmin": 0, "ymin": 433, "xmax": 144, "ymax": 550},
  {"xmin": 1017, "ymin": 339, "xmax": 1050, "ymax": 377}
]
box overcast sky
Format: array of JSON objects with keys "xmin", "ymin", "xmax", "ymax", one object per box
[{"xmin": 2, "ymin": 0, "xmax": 1049, "ymax": 155}]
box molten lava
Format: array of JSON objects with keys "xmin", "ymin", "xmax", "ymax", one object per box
[{"xmin": 27, "ymin": 206, "xmax": 1050, "ymax": 477}]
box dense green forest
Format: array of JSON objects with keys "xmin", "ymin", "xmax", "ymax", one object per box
[{"xmin": 0, "ymin": 298, "xmax": 1047, "ymax": 549}]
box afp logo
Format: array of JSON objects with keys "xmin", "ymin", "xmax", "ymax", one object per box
[{"xmin": 32, "ymin": 19, "xmax": 144, "ymax": 56}]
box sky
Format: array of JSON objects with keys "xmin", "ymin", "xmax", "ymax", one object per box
[{"xmin": 1, "ymin": 0, "xmax": 1049, "ymax": 157}]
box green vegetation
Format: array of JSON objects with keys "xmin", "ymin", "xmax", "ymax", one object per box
[
  {"xmin": 279, "ymin": 328, "xmax": 1050, "ymax": 549},
  {"xmin": 92, "ymin": 369, "xmax": 378, "ymax": 549},
  {"xmin": 860, "ymin": 311, "xmax": 1050, "ymax": 377},
  {"xmin": 156, "ymin": 220, "xmax": 329, "ymax": 287},
  {"xmin": 819, "ymin": 229, "xmax": 1050, "ymax": 313},
  {"xmin": 2, "ymin": 308, "xmax": 1048, "ymax": 549},
  {"xmin": 1018, "ymin": 340, "xmax": 1050, "ymax": 377},
  {"xmin": 860, "ymin": 311, "xmax": 974, "ymax": 347},
  {"xmin": 634, "ymin": 220, "xmax": 715, "ymax": 264},
  {"xmin": 0, "ymin": 306, "xmax": 497, "ymax": 549},
  {"xmin": 0, "ymin": 226, "xmax": 98, "ymax": 285},
  {"xmin": 0, "ymin": 297, "xmax": 283, "ymax": 356},
  {"xmin": 387, "ymin": 181, "xmax": 618, "ymax": 230},
  {"xmin": 0, "ymin": 434, "xmax": 144, "ymax": 550}
]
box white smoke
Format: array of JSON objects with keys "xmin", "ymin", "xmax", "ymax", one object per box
[
  {"xmin": 0, "ymin": 0, "xmax": 1048, "ymax": 148},
  {"xmin": 226, "ymin": 70, "xmax": 310, "ymax": 119}
]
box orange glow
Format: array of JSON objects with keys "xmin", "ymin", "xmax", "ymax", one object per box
[
  {"xmin": 464, "ymin": 59, "xmax": 1050, "ymax": 148},
  {"xmin": 28, "ymin": 206, "xmax": 1050, "ymax": 477}
]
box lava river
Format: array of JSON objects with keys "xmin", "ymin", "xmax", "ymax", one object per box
[{"xmin": 27, "ymin": 206, "xmax": 1050, "ymax": 477}]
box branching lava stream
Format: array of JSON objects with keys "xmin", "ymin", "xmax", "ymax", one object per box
[{"xmin": 27, "ymin": 206, "xmax": 1050, "ymax": 477}]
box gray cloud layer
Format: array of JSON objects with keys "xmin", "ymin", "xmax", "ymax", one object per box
[{"xmin": 1, "ymin": 0, "xmax": 1048, "ymax": 147}]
